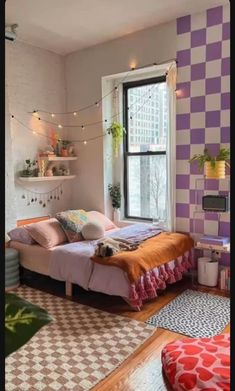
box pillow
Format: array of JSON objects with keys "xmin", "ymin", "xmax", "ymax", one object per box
[
  {"xmin": 24, "ymin": 218, "xmax": 67, "ymax": 249},
  {"xmin": 81, "ymin": 221, "xmax": 105, "ymax": 240},
  {"xmin": 87, "ymin": 211, "xmax": 117, "ymax": 231},
  {"xmin": 55, "ymin": 209, "xmax": 88, "ymax": 243},
  {"xmin": 7, "ymin": 227, "xmax": 36, "ymax": 245}
]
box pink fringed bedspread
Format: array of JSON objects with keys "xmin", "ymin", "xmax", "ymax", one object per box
[{"xmin": 129, "ymin": 249, "xmax": 194, "ymax": 310}]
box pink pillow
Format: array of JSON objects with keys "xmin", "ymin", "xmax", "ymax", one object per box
[
  {"xmin": 87, "ymin": 211, "xmax": 117, "ymax": 231},
  {"xmin": 24, "ymin": 218, "xmax": 67, "ymax": 249},
  {"xmin": 7, "ymin": 227, "xmax": 36, "ymax": 245}
]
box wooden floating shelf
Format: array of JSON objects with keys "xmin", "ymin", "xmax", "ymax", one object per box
[
  {"xmin": 19, "ymin": 175, "xmax": 76, "ymax": 182},
  {"xmin": 39, "ymin": 156, "xmax": 78, "ymax": 161}
]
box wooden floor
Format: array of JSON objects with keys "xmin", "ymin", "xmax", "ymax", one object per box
[{"xmin": 21, "ymin": 271, "xmax": 230, "ymax": 391}]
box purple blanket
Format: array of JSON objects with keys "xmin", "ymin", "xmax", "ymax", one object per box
[{"xmin": 106, "ymin": 223, "xmax": 163, "ymax": 244}]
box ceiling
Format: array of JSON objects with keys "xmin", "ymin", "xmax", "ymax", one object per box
[{"xmin": 5, "ymin": 0, "xmax": 228, "ymax": 56}]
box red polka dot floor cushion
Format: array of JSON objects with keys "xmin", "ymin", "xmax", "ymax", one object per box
[{"xmin": 161, "ymin": 333, "xmax": 230, "ymax": 391}]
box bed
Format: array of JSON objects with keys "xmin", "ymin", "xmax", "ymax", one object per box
[{"xmin": 8, "ymin": 214, "xmax": 194, "ymax": 310}]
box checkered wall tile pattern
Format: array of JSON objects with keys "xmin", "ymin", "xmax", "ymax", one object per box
[{"xmin": 176, "ymin": 5, "xmax": 230, "ymax": 265}]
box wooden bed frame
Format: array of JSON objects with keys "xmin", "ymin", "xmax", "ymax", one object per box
[{"xmin": 16, "ymin": 215, "xmax": 73, "ymax": 297}]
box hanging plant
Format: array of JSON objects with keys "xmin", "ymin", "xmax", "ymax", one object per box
[
  {"xmin": 106, "ymin": 122, "xmax": 126, "ymax": 158},
  {"xmin": 108, "ymin": 183, "xmax": 121, "ymax": 210}
]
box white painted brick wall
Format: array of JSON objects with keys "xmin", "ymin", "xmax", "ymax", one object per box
[{"xmin": 5, "ymin": 41, "xmax": 72, "ymax": 227}]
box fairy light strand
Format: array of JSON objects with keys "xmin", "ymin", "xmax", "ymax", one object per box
[
  {"xmin": 11, "ymin": 83, "xmax": 159, "ymax": 144},
  {"xmin": 28, "ymin": 59, "xmax": 176, "ymax": 116},
  {"xmin": 28, "ymin": 82, "xmax": 158, "ymax": 129}
]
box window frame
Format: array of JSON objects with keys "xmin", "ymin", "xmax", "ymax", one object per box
[{"xmin": 123, "ymin": 75, "xmax": 167, "ymax": 221}]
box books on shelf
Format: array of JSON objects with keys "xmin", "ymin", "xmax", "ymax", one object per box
[
  {"xmin": 196, "ymin": 242, "xmax": 230, "ymax": 252},
  {"xmin": 199, "ymin": 235, "xmax": 230, "ymax": 246},
  {"xmin": 218, "ymin": 266, "xmax": 230, "ymax": 291}
]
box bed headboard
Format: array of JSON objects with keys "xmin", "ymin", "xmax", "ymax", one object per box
[{"xmin": 17, "ymin": 215, "xmax": 50, "ymax": 227}]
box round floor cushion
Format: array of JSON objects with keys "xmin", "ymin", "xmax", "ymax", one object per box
[{"xmin": 161, "ymin": 333, "xmax": 230, "ymax": 391}]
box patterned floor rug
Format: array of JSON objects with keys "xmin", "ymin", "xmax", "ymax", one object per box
[
  {"xmin": 5, "ymin": 286, "xmax": 154, "ymax": 391},
  {"xmin": 146, "ymin": 289, "xmax": 230, "ymax": 338}
]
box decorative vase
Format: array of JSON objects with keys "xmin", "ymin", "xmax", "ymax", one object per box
[
  {"xmin": 113, "ymin": 209, "xmax": 120, "ymax": 223},
  {"xmin": 205, "ymin": 161, "xmax": 226, "ymax": 179}
]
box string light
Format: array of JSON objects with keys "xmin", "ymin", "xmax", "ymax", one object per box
[
  {"xmin": 28, "ymin": 59, "xmax": 176, "ymax": 116},
  {"xmin": 95, "ymin": 102, "xmax": 99, "ymax": 107},
  {"xmin": 11, "ymin": 81, "xmax": 159, "ymax": 145},
  {"xmin": 27, "ymin": 83, "xmax": 157, "ymax": 129},
  {"xmin": 58, "ymin": 124, "xmax": 63, "ymax": 128},
  {"xmin": 73, "ymin": 112, "xmax": 77, "ymax": 116},
  {"xmin": 51, "ymin": 113, "xmax": 55, "ymax": 117}
]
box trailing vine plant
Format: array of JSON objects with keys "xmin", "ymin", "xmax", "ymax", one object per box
[{"xmin": 106, "ymin": 122, "xmax": 126, "ymax": 158}]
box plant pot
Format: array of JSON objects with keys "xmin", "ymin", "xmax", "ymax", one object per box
[
  {"xmin": 61, "ymin": 148, "xmax": 68, "ymax": 157},
  {"xmin": 204, "ymin": 161, "xmax": 226, "ymax": 179},
  {"xmin": 113, "ymin": 209, "xmax": 120, "ymax": 223}
]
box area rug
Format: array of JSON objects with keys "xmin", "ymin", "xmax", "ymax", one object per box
[
  {"xmin": 5, "ymin": 286, "xmax": 154, "ymax": 391},
  {"xmin": 146, "ymin": 289, "xmax": 230, "ymax": 338}
]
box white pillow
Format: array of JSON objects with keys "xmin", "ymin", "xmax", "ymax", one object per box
[{"xmin": 81, "ymin": 221, "xmax": 105, "ymax": 240}]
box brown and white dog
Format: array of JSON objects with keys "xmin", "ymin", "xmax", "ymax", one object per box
[{"xmin": 94, "ymin": 237, "xmax": 138, "ymax": 257}]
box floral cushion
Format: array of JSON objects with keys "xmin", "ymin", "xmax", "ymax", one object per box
[
  {"xmin": 161, "ymin": 333, "xmax": 230, "ymax": 391},
  {"xmin": 55, "ymin": 210, "xmax": 88, "ymax": 243}
]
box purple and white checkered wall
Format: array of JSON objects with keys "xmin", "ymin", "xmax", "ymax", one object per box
[{"xmin": 175, "ymin": 5, "xmax": 230, "ymax": 266}]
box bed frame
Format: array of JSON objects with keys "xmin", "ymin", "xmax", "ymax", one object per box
[{"xmin": 16, "ymin": 215, "xmax": 73, "ymax": 297}]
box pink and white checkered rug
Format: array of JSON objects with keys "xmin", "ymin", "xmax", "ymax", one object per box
[{"xmin": 5, "ymin": 286, "xmax": 154, "ymax": 391}]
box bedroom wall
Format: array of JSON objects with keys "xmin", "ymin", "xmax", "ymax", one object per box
[
  {"xmin": 5, "ymin": 41, "xmax": 70, "ymax": 228},
  {"xmin": 176, "ymin": 4, "xmax": 230, "ymax": 265},
  {"xmin": 65, "ymin": 21, "xmax": 176, "ymax": 216}
]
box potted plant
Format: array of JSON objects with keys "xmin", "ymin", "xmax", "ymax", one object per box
[
  {"xmin": 60, "ymin": 140, "xmax": 70, "ymax": 157},
  {"xmin": 108, "ymin": 183, "xmax": 121, "ymax": 222},
  {"xmin": 5, "ymin": 292, "xmax": 52, "ymax": 357},
  {"xmin": 189, "ymin": 147, "xmax": 230, "ymax": 179},
  {"xmin": 106, "ymin": 122, "xmax": 126, "ymax": 158}
]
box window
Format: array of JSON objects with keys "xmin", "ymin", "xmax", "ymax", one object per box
[{"xmin": 123, "ymin": 76, "xmax": 168, "ymax": 221}]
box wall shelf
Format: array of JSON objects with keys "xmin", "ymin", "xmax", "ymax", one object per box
[
  {"xmin": 39, "ymin": 156, "xmax": 77, "ymax": 161},
  {"xmin": 19, "ymin": 175, "xmax": 76, "ymax": 182}
]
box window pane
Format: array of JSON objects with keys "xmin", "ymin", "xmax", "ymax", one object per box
[
  {"xmin": 128, "ymin": 82, "xmax": 168, "ymax": 153},
  {"xmin": 127, "ymin": 155, "xmax": 166, "ymax": 220}
]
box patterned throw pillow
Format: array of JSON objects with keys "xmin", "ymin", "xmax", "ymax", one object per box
[{"xmin": 55, "ymin": 210, "xmax": 88, "ymax": 243}]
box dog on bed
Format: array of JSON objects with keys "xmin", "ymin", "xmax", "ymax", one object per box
[{"xmin": 94, "ymin": 237, "xmax": 138, "ymax": 257}]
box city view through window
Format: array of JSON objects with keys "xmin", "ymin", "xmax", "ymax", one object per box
[{"xmin": 125, "ymin": 81, "xmax": 168, "ymax": 220}]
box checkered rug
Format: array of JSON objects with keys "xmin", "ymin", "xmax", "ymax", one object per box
[{"xmin": 5, "ymin": 286, "xmax": 154, "ymax": 391}]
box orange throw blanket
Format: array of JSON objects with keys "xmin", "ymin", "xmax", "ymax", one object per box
[{"xmin": 91, "ymin": 232, "xmax": 194, "ymax": 283}]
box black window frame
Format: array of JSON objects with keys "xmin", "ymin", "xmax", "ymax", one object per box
[{"xmin": 123, "ymin": 75, "xmax": 167, "ymax": 221}]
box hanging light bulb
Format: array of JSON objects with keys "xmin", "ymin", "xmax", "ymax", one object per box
[
  {"xmin": 33, "ymin": 131, "xmax": 37, "ymax": 135},
  {"xmin": 73, "ymin": 112, "xmax": 77, "ymax": 116},
  {"xmin": 84, "ymin": 140, "xmax": 87, "ymax": 145},
  {"xmin": 115, "ymin": 86, "xmax": 118, "ymax": 92},
  {"xmin": 81, "ymin": 125, "xmax": 85, "ymax": 130},
  {"xmin": 58, "ymin": 124, "xmax": 63, "ymax": 129}
]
